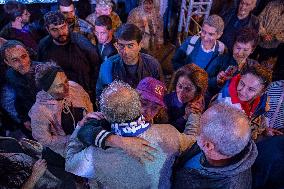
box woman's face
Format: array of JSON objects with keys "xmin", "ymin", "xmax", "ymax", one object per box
[
  {"xmin": 140, "ymin": 96, "xmax": 162, "ymax": 122},
  {"xmin": 237, "ymin": 73, "xmax": 265, "ymax": 102},
  {"xmin": 176, "ymin": 76, "xmax": 197, "ymax": 103},
  {"xmin": 47, "ymin": 72, "xmax": 69, "ymax": 100}
]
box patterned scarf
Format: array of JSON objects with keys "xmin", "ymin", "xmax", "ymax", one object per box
[{"xmin": 111, "ymin": 115, "xmax": 151, "ymax": 137}]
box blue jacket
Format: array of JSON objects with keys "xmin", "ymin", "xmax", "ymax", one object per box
[
  {"xmin": 172, "ymin": 36, "xmax": 226, "ymax": 70},
  {"xmin": 96, "ymin": 53, "xmax": 164, "ymax": 98}
]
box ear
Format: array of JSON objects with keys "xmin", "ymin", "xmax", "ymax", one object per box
[
  {"xmin": 3, "ymin": 58, "xmax": 10, "ymax": 66},
  {"xmin": 45, "ymin": 26, "xmax": 50, "ymax": 34},
  {"xmin": 216, "ymin": 32, "xmax": 223, "ymax": 39}
]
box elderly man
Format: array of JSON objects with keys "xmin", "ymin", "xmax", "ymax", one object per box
[
  {"xmin": 220, "ymin": 0, "xmax": 259, "ymax": 52},
  {"xmin": 86, "ymin": 0, "xmax": 122, "ymax": 31},
  {"xmin": 93, "ymin": 15, "xmax": 117, "ymax": 61},
  {"xmin": 172, "ymin": 14, "xmax": 226, "ymax": 71},
  {"xmin": 38, "ymin": 11, "xmax": 100, "ymax": 104},
  {"xmin": 96, "ymin": 23, "xmax": 164, "ymax": 98},
  {"xmin": 172, "ymin": 103, "xmax": 258, "ymax": 189},
  {"xmin": 0, "ymin": 40, "xmax": 40, "ymax": 136},
  {"xmin": 58, "ymin": 0, "xmax": 96, "ymax": 45},
  {"xmin": 66, "ymin": 81, "xmax": 194, "ymax": 189}
]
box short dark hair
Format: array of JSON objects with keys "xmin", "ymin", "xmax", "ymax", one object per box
[
  {"xmin": 4, "ymin": 1, "xmax": 27, "ymax": 22},
  {"xmin": 235, "ymin": 28, "xmax": 259, "ymax": 49},
  {"xmin": 170, "ymin": 64, "xmax": 208, "ymax": 100},
  {"xmin": 241, "ymin": 63, "xmax": 272, "ymax": 89},
  {"xmin": 114, "ymin": 24, "xmax": 142, "ymax": 43},
  {"xmin": 95, "ymin": 15, "xmax": 112, "ymax": 30},
  {"xmin": 58, "ymin": 0, "xmax": 73, "ymax": 7},
  {"xmin": 44, "ymin": 11, "xmax": 66, "ymax": 27},
  {"xmin": 0, "ymin": 40, "xmax": 25, "ymax": 60}
]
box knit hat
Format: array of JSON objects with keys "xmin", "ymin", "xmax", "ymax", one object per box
[
  {"xmin": 136, "ymin": 77, "xmax": 166, "ymax": 107},
  {"xmin": 96, "ymin": 0, "xmax": 113, "ymax": 7}
]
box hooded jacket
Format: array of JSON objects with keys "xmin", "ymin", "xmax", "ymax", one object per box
[
  {"xmin": 173, "ymin": 140, "xmax": 258, "ymax": 189},
  {"xmin": 28, "ymin": 81, "xmax": 93, "ymax": 157}
]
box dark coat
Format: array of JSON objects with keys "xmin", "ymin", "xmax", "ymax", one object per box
[
  {"xmin": 5, "ymin": 62, "xmax": 40, "ymax": 123},
  {"xmin": 96, "ymin": 53, "xmax": 164, "ymax": 98},
  {"xmin": 173, "ymin": 141, "xmax": 258, "ymax": 189},
  {"xmin": 37, "ymin": 32, "xmax": 100, "ymax": 102}
]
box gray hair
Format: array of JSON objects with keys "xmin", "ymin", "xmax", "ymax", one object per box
[
  {"xmin": 99, "ymin": 81, "xmax": 141, "ymax": 123},
  {"xmin": 199, "ymin": 103, "xmax": 251, "ymax": 157},
  {"xmin": 203, "ymin": 14, "xmax": 224, "ymax": 35}
]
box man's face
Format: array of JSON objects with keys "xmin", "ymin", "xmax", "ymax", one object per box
[
  {"xmin": 95, "ymin": 5, "xmax": 112, "ymax": 16},
  {"xmin": 47, "ymin": 23, "xmax": 69, "ymax": 44},
  {"xmin": 200, "ymin": 24, "xmax": 221, "ymax": 50},
  {"xmin": 4, "ymin": 45, "xmax": 31, "ymax": 75},
  {"xmin": 94, "ymin": 25, "xmax": 112, "ymax": 44},
  {"xmin": 233, "ymin": 41, "xmax": 254, "ymax": 64},
  {"xmin": 20, "ymin": 9, "xmax": 31, "ymax": 24},
  {"xmin": 237, "ymin": 73, "xmax": 265, "ymax": 102},
  {"xmin": 47, "ymin": 72, "xmax": 69, "ymax": 100},
  {"xmin": 59, "ymin": 4, "xmax": 76, "ymax": 24},
  {"xmin": 115, "ymin": 39, "xmax": 141, "ymax": 65},
  {"xmin": 238, "ymin": 0, "xmax": 256, "ymax": 18}
]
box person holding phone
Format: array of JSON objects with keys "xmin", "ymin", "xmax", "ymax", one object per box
[{"xmin": 206, "ymin": 28, "xmax": 259, "ymax": 104}]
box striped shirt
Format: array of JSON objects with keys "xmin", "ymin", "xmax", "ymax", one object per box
[{"xmin": 264, "ymin": 80, "xmax": 284, "ymax": 129}]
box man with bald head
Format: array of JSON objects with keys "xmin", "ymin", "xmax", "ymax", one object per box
[{"xmin": 173, "ymin": 103, "xmax": 258, "ymax": 189}]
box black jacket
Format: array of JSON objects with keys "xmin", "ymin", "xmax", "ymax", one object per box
[
  {"xmin": 37, "ymin": 32, "xmax": 100, "ymax": 102},
  {"xmin": 5, "ymin": 62, "xmax": 40, "ymax": 123}
]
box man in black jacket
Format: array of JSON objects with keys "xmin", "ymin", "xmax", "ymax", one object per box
[
  {"xmin": 0, "ymin": 40, "xmax": 40, "ymax": 137},
  {"xmin": 38, "ymin": 11, "xmax": 100, "ymax": 104},
  {"xmin": 93, "ymin": 15, "xmax": 117, "ymax": 61}
]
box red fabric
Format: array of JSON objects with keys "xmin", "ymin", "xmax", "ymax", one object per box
[{"xmin": 228, "ymin": 74, "xmax": 260, "ymax": 117}]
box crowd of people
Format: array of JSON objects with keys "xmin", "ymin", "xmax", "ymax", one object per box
[{"xmin": 0, "ymin": 0, "xmax": 283, "ymax": 188}]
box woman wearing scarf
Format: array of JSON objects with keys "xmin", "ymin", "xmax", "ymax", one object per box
[
  {"xmin": 29, "ymin": 62, "xmax": 93, "ymax": 159},
  {"xmin": 212, "ymin": 63, "xmax": 281, "ymax": 140}
]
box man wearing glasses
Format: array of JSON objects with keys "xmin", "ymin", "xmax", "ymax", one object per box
[{"xmin": 96, "ymin": 23, "xmax": 164, "ymax": 99}]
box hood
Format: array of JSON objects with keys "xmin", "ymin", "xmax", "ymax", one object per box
[
  {"xmin": 200, "ymin": 140, "xmax": 258, "ymax": 177},
  {"xmin": 34, "ymin": 90, "xmax": 59, "ymax": 105}
]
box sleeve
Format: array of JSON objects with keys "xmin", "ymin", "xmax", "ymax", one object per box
[
  {"xmin": 30, "ymin": 110, "xmax": 69, "ymax": 157},
  {"xmin": 171, "ymin": 38, "xmax": 191, "ymax": 70},
  {"xmin": 178, "ymin": 133, "xmax": 196, "ymax": 153},
  {"xmin": 183, "ymin": 113, "xmax": 201, "ymax": 138},
  {"xmin": 65, "ymin": 126, "xmax": 98, "ymax": 178}
]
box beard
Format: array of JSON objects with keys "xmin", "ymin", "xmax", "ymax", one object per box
[{"xmin": 54, "ymin": 34, "xmax": 69, "ymax": 44}]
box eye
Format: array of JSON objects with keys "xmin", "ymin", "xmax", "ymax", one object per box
[{"xmin": 248, "ymin": 87, "xmax": 256, "ymax": 92}]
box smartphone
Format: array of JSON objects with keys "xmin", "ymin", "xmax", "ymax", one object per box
[{"xmin": 224, "ymin": 65, "xmax": 237, "ymax": 77}]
